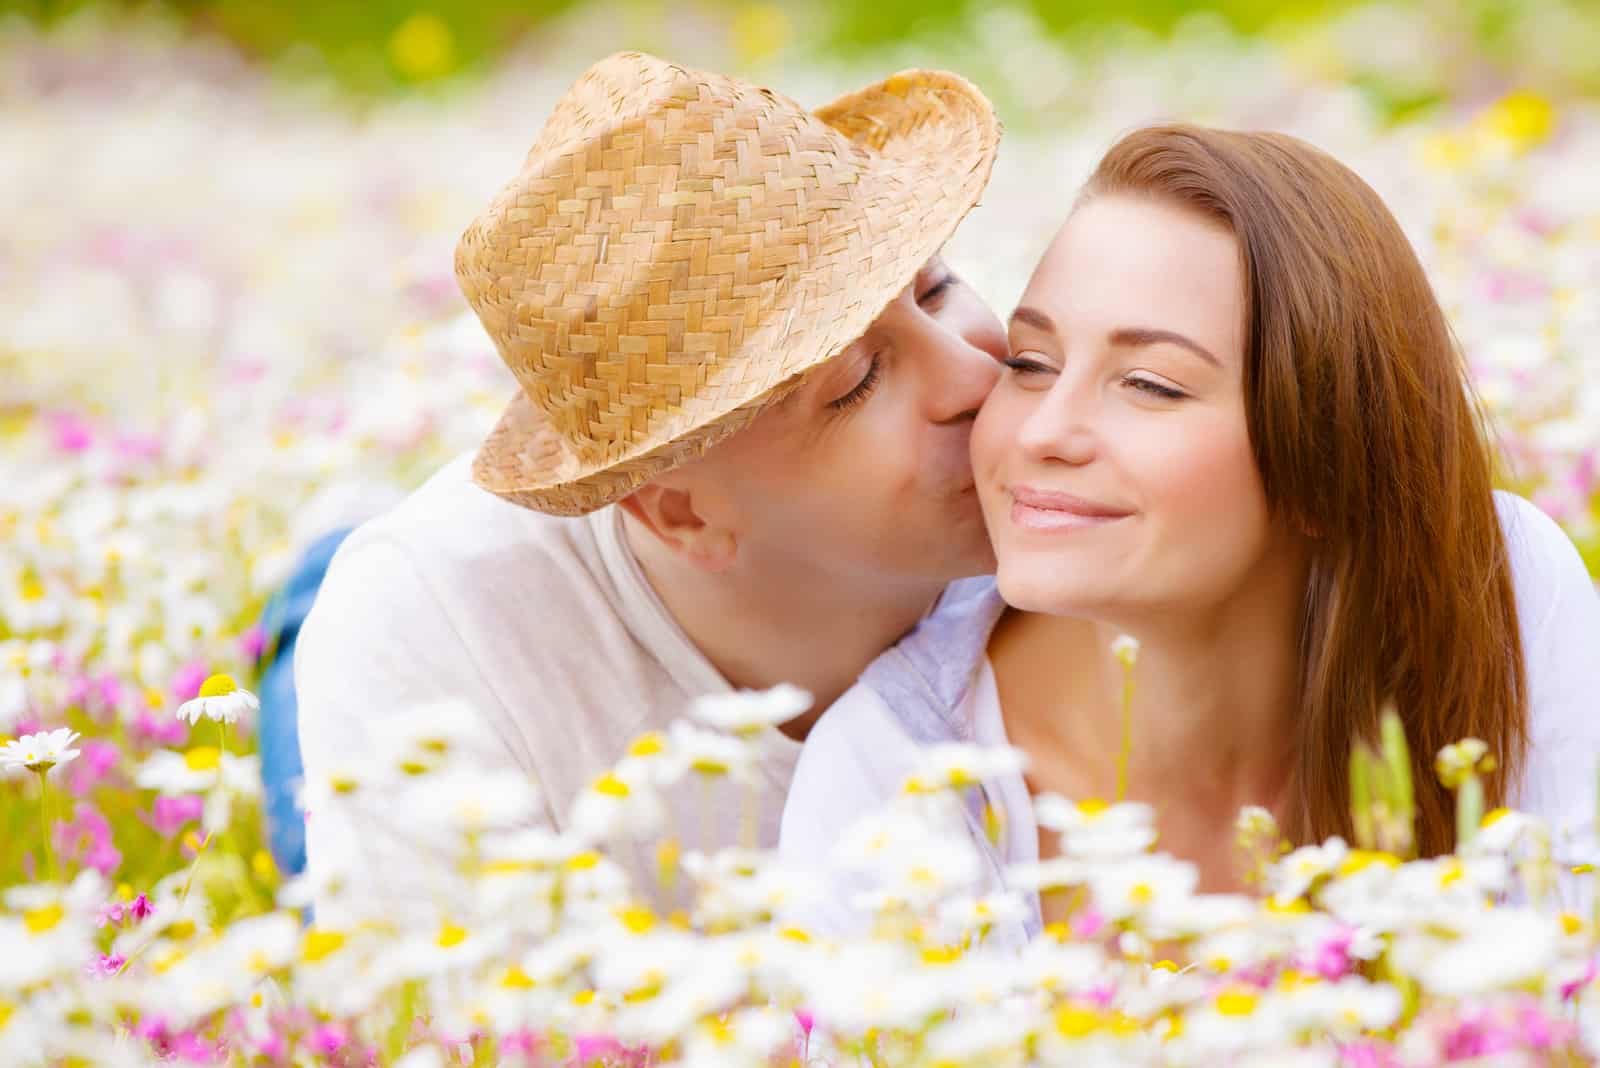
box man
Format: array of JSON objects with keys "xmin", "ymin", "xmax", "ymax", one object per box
[{"xmin": 294, "ymin": 52, "xmax": 1006, "ymax": 921}]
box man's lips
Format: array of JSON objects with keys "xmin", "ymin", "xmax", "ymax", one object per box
[{"xmin": 1008, "ymin": 485, "xmax": 1133, "ymax": 531}]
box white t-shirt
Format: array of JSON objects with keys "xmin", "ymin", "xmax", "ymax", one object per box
[
  {"xmin": 782, "ymin": 493, "xmax": 1600, "ymax": 931},
  {"xmin": 295, "ymin": 453, "xmax": 801, "ymax": 924}
]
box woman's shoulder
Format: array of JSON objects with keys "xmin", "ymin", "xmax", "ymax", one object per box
[
  {"xmin": 855, "ymin": 576, "xmax": 1006, "ymax": 744},
  {"xmin": 779, "ymin": 681, "xmax": 920, "ymax": 866},
  {"xmin": 1493, "ymin": 491, "xmax": 1590, "ymax": 592}
]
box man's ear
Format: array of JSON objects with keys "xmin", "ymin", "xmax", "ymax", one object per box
[{"xmin": 616, "ymin": 482, "xmax": 738, "ymax": 573}]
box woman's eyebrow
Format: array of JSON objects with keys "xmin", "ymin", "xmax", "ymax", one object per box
[
  {"xmin": 1109, "ymin": 327, "xmax": 1221, "ymax": 368},
  {"xmin": 1009, "ymin": 305, "xmax": 1056, "ymax": 333}
]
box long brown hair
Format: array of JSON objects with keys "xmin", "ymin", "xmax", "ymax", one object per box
[{"xmin": 1081, "ymin": 125, "xmax": 1527, "ymax": 855}]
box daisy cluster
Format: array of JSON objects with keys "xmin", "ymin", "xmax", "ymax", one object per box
[
  {"xmin": 2, "ymin": 5, "xmax": 1599, "ymax": 1065},
  {"xmin": 4, "ymin": 691, "xmax": 1599, "ymax": 1066}
]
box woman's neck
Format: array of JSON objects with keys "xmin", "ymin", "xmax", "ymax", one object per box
[{"xmin": 991, "ymin": 561, "xmax": 1309, "ymax": 879}]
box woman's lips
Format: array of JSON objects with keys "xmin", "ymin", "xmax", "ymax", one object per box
[{"xmin": 1008, "ymin": 485, "xmax": 1133, "ymax": 531}]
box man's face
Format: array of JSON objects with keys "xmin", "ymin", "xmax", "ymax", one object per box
[{"xmin": 687, "ymin": 258, "xmax": 1008, "ymax": 586}]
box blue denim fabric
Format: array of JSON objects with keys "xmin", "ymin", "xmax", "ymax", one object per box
[{"xmin": 255, "ymin": 528, "xmax": 352, "ymax": 876}]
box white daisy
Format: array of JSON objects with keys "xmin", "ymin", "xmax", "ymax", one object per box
[
  {"xmin": 136, "ymin": 747, "xmax": 260, "ymax": 796},
  {"xmin": 690, "ymin": 683, "xmax": 812, "ymax": 734},
  {"xmin": 0, "ymin": 727, "xmax": 81, "ymax": 775},
  {"xmin": 174, "ymin": 673, "xmax": 259, "ymax": 725}
]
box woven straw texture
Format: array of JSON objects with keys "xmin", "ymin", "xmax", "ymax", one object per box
[{"xmin": 457, "ymin": 51, "xmax": 1000, "ymax": 515}]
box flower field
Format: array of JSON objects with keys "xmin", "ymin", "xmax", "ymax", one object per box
[{"xmin": 2, "ymin": 5, "xmax": 1599, "ymax": 1065}]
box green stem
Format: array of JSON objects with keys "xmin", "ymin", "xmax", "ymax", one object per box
[
  {"xmin": 1455, "ymin": 773, "xmax": 1484, "ymax": 849},
  {"xmin": 1115, "ymin": 665, "xmax": 1135, "ymax": 802},
  {"xmin": 37, "ymin": 769, "xmax": 59, "ymax": 883}
]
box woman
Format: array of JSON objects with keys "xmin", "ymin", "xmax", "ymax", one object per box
[{"xmin": 781, "ymin": 124, "xmax": 1600, "ymax": 939}]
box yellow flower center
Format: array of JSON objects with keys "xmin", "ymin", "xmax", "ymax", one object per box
[
  {"xmin": 1078, "ymin": 798, "xmax": 1110, "ymax": 816},
  {"xmin": 24, "ymin": 903, "xmax": 65, "ymax": 934},
  {"xmin": 1216, "ymin": 988, "xmax": 1259, "ymax": 1016},
  {"xmin": 1055, "ymin": 1004, "xmax": 1103, "ymax": 1037},
  {"xmin": 1129, "ymin": 882, "xmax": 1155, "ymax": 905},
  {"xmin": 1338, "ymin": 850, "xmax": 1401, "ymax": 877},
  {"xmin": 184, "ymin": 746, "xmax": 222, "ymax": 772},
  {"xmin": 566, "ymin": 851, "xmax": 601, "ymax": 871},
  {"xmin": 302, "ymin": 928, "xmax": 346, "ymax": 963},
  {"xmin": 626, "ymin": 732, "xmax": 666, "ymax": 758},
  {"xmin": 0, "ymin": 998, "xmax": 15, "ymax": 1030},
  {"xmin": 197, "ymin": 674, "xmax": 238, "ymax": 699},
  {"xmin": 436, "ymin": 922, "xmax": 468, "ymax": 948},
  {"xmin": 500, "ymin": 965, "xmax": 535, "ymax": 989},
  {"xmin": 1484, "ymin": 90, "xmax": 1556, "ymax": 150},
  {"xmin": 592, "ymin": 772, "xmax": 630, "ymax": 798},
  {"xmin": 614, "ymin": 904, "xmax": 657, "ymax": 934}
]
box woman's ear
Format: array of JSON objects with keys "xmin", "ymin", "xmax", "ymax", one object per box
[{"xmin": 617, "ymin": 482, "xmax": 738, "ymax": 573}]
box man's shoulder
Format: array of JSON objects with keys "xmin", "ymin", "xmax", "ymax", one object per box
[{"xmin": 332, "ymin": 452, "xmax": 608, "ymax": 601}]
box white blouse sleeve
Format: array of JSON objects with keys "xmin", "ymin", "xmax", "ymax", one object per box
[
  {"xmin": 1497, "ymin": 493, "xmax": 1600, "ymax": 894},
  {"xmin": 779, "ymin": 683, "xmax": 922, "ymax": 936}
]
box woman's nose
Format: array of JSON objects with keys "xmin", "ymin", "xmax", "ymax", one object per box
[{"xmin": 1016, "ymin": 383, "xmax": 1098, "ymax": 466}]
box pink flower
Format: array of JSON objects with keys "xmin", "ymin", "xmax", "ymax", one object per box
[
  {"xmin": 113, "ymin": 431, "xmax": 164, "ymax": 462},
  {"xmin": 309, "ymin": 1024, "xmax": 346, "ymax": 1056},
  {"xmin": 133, "ymin": 709, "xmax": 188, "ymax": 747},
  {"xmin": 1070, "ymin": 906, "xmax": 1105, "ymax": 939},
  {"xmin": 573, "ymin": 1034, "xmax": 624, "ymax": 1063},
  {"xmin": 499, "ymin": 1030, "xmax": 542, "ymax": 1057},
  {"xmin": 794, "ymin": 1009, "xmax": 815, "ymax": 1037},
  {"xmin": 48, "ymin": 411, "xmax": 95, "ymax": 453},
  {"xmin": 67, "ymin": 740, "xmax": 121, "ymax": 796},
  {"xmin": 1562, "ymin": 957, "xmax": 1598, "ymax": 1001},
  {"xmin": 240, "ymin": 625, "xmax": 268, "ymax": 661},
  {"xmin": 172, "ymin": 1029, "xmax": 223, "ymax": 1063},
  {"xmin": 1338, "ymin": 1040, "xmax": 1399, "ymax": 1068},
  {"xmin": 88, "ymin": 953, "xmax": 126, "ymax": 977},
  {"xmin": 65, "ymin": 674, "xmax": 93, "ymax": 707},
  {"xmin": 149, "ymin": 794, "xmax": 205, "ymax": 837},
  {"xmin": 94, "ymin": 672, "xmax": 127, "ymax": 713},
  {"xmin": 54, "ymin": 802, "xmax": 121, "ymax": 877},
  {"xmin": 129, "ymin": 892, "xmax": 155, "ymax": 920},
  {"xmin": 254, "ymin": 1033, "xmax": 287, "ymax": 1060},
  {"xmin": 172, "ymin": 661, "xmax": 209, "ymax": 703},
  {"xmin": 1306, "ymin": 925, "xmax": 1358, "ymax": 981}
]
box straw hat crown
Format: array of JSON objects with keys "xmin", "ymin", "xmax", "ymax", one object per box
[{"xmin": 457, "ymin": 51, "xmax": 1000, "ymax": 515}]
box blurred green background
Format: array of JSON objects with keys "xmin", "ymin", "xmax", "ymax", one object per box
[{"xmin": 8, "ymin": 0, "xmax": 1600, "ymax": 106}]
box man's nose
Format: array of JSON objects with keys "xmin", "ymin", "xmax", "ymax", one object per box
[{"xmin": 922, "ymin": 330, "xmax": 1003, "ymax": 425}]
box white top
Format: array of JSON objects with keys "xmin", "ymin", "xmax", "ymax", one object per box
[
  {"xmin": 295, "ymin": 453, "xmax": 801, "ymax": 925},
  {"xmin": 782, "ymin": 493, "xmax": 1600, "ymax": 930}
]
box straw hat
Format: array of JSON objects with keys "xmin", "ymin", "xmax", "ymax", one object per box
[{"xmin": 457, "ymin": 51, "xmax": 1001, "ymax": 516}]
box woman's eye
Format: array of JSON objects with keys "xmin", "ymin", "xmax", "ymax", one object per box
[
  {"xmin": 1002, "ymin": 352, "xmax": 1055, "ymax": 376},
  {"xmin": 1125, "ymin": 375, "xmax": 1187, "ymax": 400},
  {"xmin": 828, "ymin": 354, "xmax": 882, "ymax": 411}
]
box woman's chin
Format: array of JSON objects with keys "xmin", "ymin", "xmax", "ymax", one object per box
[{"xmin": 994, "ymin": 561, "xmax": 1114, "ymax": 617}]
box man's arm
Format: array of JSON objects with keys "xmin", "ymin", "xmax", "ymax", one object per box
[{"xmin": 293, "ymin": 535, "xmax": 550, "ymax": 927}]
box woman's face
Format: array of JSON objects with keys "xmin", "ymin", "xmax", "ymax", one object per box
[{"xmin": 972, "ymin": 193, "xmax": 1286, "ymax": 624}]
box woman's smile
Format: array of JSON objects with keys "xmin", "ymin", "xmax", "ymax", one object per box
[{"xmin": 1007, "ymin": 484, "xmax": 1134, "ymax": 532}]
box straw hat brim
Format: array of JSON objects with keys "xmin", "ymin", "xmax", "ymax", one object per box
[{"xmin": 472, "ymin": 68, "xmax": 1001, "ymax": 516}]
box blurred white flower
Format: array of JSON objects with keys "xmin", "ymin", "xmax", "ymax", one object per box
[
  {"xmin": 690, "ymin": 683, "xmax": 811, "ymax": 733},
  {"xmin": 903, "ymin": 741, "xmax": 1027, "ymax": 794},
  {"xmin": 136, "ymin": 747, "xmax": 260, "ymax": 796},
  {"xmin": 174, "ymin": 674, "xmax": 258, "ymax": 726},
  {"xmin": 1269, "ymin": 837, "xmax": 1349, "ymax": 906},
  {"xmin": 1035, "ymin": 796, "xmax": 1158, "ymax": 859},
  {"xmin": 0, "ymin": 727, "xmax": 81, "ymax": 775}
]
